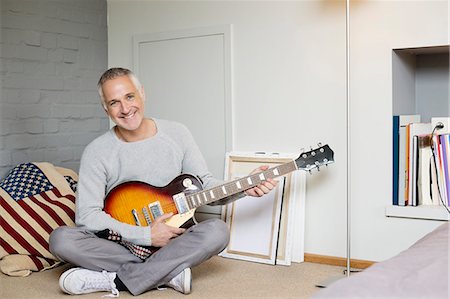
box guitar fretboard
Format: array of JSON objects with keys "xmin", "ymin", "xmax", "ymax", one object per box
[{"xmin": 186, "ymin": 161, "xmax": 298, "ymax": 209}]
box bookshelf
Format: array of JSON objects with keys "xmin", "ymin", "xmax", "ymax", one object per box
[
  {"xmin": 386, "ymin": 205, "xmax": 449, "ymax": 221},
  {"xmin": 393, "ymin": 45, "xmax": 449, "ymax": 122},
  {"xmin": 389, "ymin": 45, "xmax": 449, "ymax": 221}
]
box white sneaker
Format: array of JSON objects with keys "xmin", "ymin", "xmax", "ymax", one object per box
[
  {"xmin": 59, "ymin": 267, "xmax": 119, "ymax": 297},
  {"xmin": 167, "ymin": 268, "xmax": 192, "ymax": 294}
]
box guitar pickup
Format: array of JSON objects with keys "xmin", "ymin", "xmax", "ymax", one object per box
[
  {"xmin": 148, "ymin": 201, "xmax": 163, "ymax": 220},
  {"xmin": 142, "ymin": 207, "xmax": 152, "ymax": 225},
  {"xmin": 132, "ymin": 209, "xmax": 141, "ymax": 226}
]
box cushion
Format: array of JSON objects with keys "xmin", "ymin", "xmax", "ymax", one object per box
[{"xmin": 0, "ymin": 162, "xmax": 78, "ymax": 277}]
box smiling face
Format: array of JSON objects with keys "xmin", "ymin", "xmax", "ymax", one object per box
[{"xmin": 102, "ymin": 75, "xmax": 146, "ymax": 133}]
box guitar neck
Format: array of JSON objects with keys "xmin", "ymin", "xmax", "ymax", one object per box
[{"xmin": 186, "ymin": 161, "xmax": 298, "ymax": 209}]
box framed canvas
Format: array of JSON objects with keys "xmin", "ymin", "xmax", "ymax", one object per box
[{"xmin": 219, "ymin": 152, "xmax": 306, "ymax": 265}]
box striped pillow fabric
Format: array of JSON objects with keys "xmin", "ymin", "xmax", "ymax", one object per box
[{"xmin": 0, "ymin": 162, "xmax": 77, "ymax": 276}]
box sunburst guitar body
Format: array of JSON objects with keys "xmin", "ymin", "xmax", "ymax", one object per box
[{"xmin": 104, "ymin": 174, "xmax": 202, "ymax": 228}]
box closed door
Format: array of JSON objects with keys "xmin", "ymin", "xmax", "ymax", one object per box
[{"xmin": 133, "ymin": 26, "xmax": 232, "ymax": 216}]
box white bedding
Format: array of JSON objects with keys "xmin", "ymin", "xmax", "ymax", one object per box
[{"xmin": 313, "ymin": 222, "xmax": 449, "ymax": 298}]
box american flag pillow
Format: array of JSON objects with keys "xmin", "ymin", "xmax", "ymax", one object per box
[{"xmin": 0, "ymin": 162, "xmax": 77, "ymax": 276}]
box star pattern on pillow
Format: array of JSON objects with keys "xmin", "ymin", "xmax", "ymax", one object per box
[
  {"xmin": 0, "ymin": 163, "xmax": 54, "ymax": 201},
  {"xmin": 64, "ymin": 175, "xmax": 78, "ymax": 193}
]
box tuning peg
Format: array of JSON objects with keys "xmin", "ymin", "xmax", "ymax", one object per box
[
  {"xmin": 315, "ymin": 161, "xmax": 321, "ymax": 171},
  {"xmin": 308, "ymin": 169, "xmax": 312, "ymax": 175},
  {"xmin": 317, "ymin": 142, "xmax": 322, "ymax": 147}
]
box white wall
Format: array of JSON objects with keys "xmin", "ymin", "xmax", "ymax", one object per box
[
  {"xmin": 107, "ymin": 0, "xmax": 448, "ymax": 262},
  {"xmin": 349, "ymin": 0, "xmax": 448, "ymax": 260}
]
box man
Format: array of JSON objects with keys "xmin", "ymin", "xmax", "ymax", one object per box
[{"xmin": 49, "ymin": 67, "xmax": 277, "ymax": 297}]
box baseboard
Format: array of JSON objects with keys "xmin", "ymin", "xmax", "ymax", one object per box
[{"xmin": 304, "ymin": 253, "xmax": 375, "ymax": 269}]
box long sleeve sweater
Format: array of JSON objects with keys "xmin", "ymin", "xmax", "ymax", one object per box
[{"xmin": 75, "ymin": 118, "xmax": 243, "ymax": 246}]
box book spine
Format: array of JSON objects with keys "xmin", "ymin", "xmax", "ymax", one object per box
[
  {"xmin": 440, "ymin": 134, "xmax": 450, "ymax": 205},
  {"xmin": 412, "ymin": 135, "xmax": 418, "ymax": 206},
  {"xmin": 398, "ymin": 126, "xmax": 407, "ymax": 206},
  {"xmin": 395, "ymin": 115, "xmax": 420, "ymax": 207},
  {"xmin": 433, "ymin": 135, "xmax": 446, "ymax": 205},
  {"xmin": 430, "ymin": 152, "xmax": 440, "ymax": 205},
  {"xmin": 416, "ymin": 135, "xmax": 432, "ymax": 205},
  {"xmin": 405, "ymin": 124, "xmax": 411, "ymax": 205},
  {"xmin": 392, "ymin": 116, "xmax": 400, "ymax": 205}
]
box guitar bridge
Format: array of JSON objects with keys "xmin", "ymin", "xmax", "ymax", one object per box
[{"xmin": 173, "ymin": 192, "xmax": 189, "ymax": 214}]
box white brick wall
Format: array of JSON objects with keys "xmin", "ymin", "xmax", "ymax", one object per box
[{"xmin": 0, "ymin": 0, "xmax": 108, "ymax": 178}]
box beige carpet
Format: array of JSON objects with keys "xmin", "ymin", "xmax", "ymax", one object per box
[{"xmin": 1, "ymin": 256, "xmax": 343, "ymax": 298}]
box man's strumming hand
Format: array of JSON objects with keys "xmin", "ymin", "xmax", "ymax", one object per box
[{"xmin": 150, "ymin": 213, "xmax": 185, "ymax": 247}]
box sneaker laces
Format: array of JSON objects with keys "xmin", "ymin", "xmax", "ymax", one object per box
[
  {"xmin": 156, "ymin": 273, "xmax": 180, "ymax": 292},
  {"xmin": 82, "ymin": 270, "xmax": 119, "ymax": 298}
]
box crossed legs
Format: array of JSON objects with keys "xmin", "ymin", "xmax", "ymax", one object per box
[{"xmin": 50, "ymin": 218, "xmax": 229, "ymax": 295}]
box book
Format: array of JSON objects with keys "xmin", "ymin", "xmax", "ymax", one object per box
[
  {"xmin": 407, "ymin": 122, "xmax": 431, "ymax": 205},
  {"xmin": 392, "ymin": 116, "xmax": 400, "ymax": 205},
  {"xmin": 411, "ymin": 135, "xmax": 419, "ymax": 206},
  {"xmin": 430, "ymin": 153, "xmax": 441, "ymax": 205},
  {"xmin": 432, "ymin": 135, "xmax": 449, "ymax": 206},
  {"xmin": 405, "ymin": 124, "xmax": 411, "ymax": 205},
  {"xmin": 440, "ymin": 134, "xmax": 449, "ymax": 205},
  {"xmin": 415, "ymin": 134, "xmax": 433, "ymax": 205},
  {"xmin": 394, "ymin": 115, "xmax": 420, "ymax": 206},
  {"xmin": 398, "ymin": 125, "xmax": 407, "ymax": 205},
  {"xmin": 411, "ymin": 135, "xmax": 418, "ymax": 206}
]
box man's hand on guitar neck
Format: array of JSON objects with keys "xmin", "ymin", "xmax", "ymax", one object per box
[
  {"xmin": 150, "ymin": 213, "xmax": 185, "ymax": 247},
  {"xmin": 244, "ymin": 165, "xmax": 278, "ymax": 197}
]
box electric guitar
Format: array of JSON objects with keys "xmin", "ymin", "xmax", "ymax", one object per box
[{"xmin": 104, "ymin": 144, "xmax": 334, "ymax": 228}]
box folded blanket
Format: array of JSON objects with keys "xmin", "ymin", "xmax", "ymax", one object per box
[{"xmin": 0, "ymin": 162, "xmax": 78, "ymax": 277}]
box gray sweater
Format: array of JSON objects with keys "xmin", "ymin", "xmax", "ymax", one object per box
[{"xmin": 76, "ymin": 119, "xmax": 241, "ymax": 246}]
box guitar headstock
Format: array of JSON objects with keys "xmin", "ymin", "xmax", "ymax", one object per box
[{"xmin": 295, "ymin": 144, "xmax": 334, "ymax": 172}]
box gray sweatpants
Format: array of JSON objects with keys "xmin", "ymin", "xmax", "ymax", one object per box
[{"xmin": 49, "ymin": 218, "xmax": 229, "ymax": 296}]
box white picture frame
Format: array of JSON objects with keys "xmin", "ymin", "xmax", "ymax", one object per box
[
  {"xmin": 219, "ymin": 152, "xmax": 306, "ymax": 265},
  {"xmin": 221, "ymin": 177, "xmax": 285, "ymax": 265}
]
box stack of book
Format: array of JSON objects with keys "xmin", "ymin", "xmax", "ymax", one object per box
[{"xmin": 393, "ymin": 115, "xmax": 449, "ymax": 207}]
